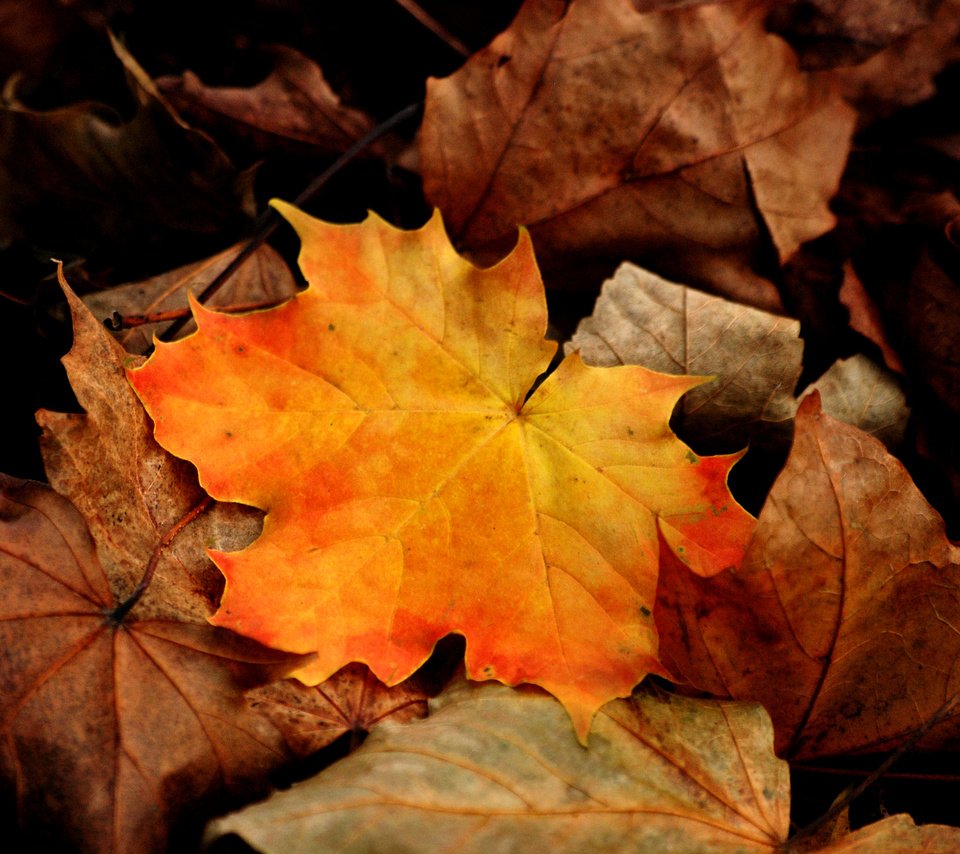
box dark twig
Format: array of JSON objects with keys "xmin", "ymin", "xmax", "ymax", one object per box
[
  {"xmin": 108, "ymin": 496, "xmax": 212, "ymax": 625},
  {"xmin": 158, "ymin": 100, "xmax": 423, "ymax": 343},
  {"xmin": 787, "ymin": 690, "xmax": 960, "ymax": 848},
  {"xmin": 392, "ymin": 0, "xmax": 472, "ymax": 57},
  {"xmin": 106, "ymin": 296, "xmax": 292, "ymax": 330}
]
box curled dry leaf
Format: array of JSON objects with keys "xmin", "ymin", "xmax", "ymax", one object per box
[
  {"xmin": 129, "ymin": 202, "xmax": 754, "ymax": 741},
  {"xmin": 247, "ymin": 663, "xmax": 429, "ymax": 757},
  {"xmin": 420, "ymin": 0, "xmax": 855, "ymax": 308},
  {"xmin": 838, "ymin": 261, "xmax": 905, "ymax": 373},
  {"xmin": 769, "ymin": 0, "xmax": 945, "ymax": 69},
  {"xmin": 0, "ymin": 475, "xmax": 302, "ymax": 853},
  {"xmin": 210, "ymin": 679, "xmax": 791, "ymax": 852},
  {"xmin": 36, "ymin": 280, "xmax": 263, "ymax": 621},
  {"xmin": 567, "ymin": 263, "xmax": 908, "ymax": 451},
  {"xmin": 157, "ymin": 45, "xmax": 376, "ymax": 159},
  {"xmin": 835, "ymin": 0, "xmax": 960, "ymax": 123},
  {"xmin": 84, "ymin": 241, "xmax": 299, "ymax": 354},
  {"xmin": 657, "ymin": 394, "xmax": 960, "ymax": 760},
  {"xmin": 0, "ymin": 35, "xmax": 251, "ymax": 261},
  {"xmin": 209, "ymin": 678, "xmax": 960, "ymax": 853}
]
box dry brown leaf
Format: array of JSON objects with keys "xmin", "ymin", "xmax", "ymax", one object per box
[
  {"xmin": 210, "ymin": 679, "xmax": 792, "ymax": 852},
  {"xmin": 802, "ymin": 356, "xmax": 908, "ymax": 448},
  {"xmin": 657, "ymin": 393, "xmax": 960, "ymax": 760},
  {"xmin": 157, "ymin": 46, "xmax": 376, "ymax": 159},
  {"xmin": 567, "ymin": 262, "xmax": 908, "ymax": 451},
  {"xmin": 838, "ymin": 261, "xmax": 905, "ymax": 373},
  {"xmin": 247, "ymin": 664, "xmax": 429, "ymax": 757},
  {"xmin": 835, "ymin": 0, "xmax": 960, "ymax": 122},
  {"xmin": 36, "ymin": 280, "xmax": 263, "ymax": 621},
  {"xmin": 0, "ymin": 34, "xmax": 251, "ymax": 261},
  {"xmin": 889, "ymin": 247, "xmax": 960, "ymax": 418},
  {"xmin": 209, "ymin": 677, "xmax": 960, "ymax": 852},
  {"xmin": 769, "ymin": 0, "xmax": 944, "ymax": 68},
  {"xmin": 420, "ymin": 0, "xmax": 854, "ymax": 308},
  {"xmin": 83, "ymin": 242, "xmax": 298, "ymax": 354},
  {"xmin": 0, "ymin": 475, "xmax": 301, "ymax": 853}
]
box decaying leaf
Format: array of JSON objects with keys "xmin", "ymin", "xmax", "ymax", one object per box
[
  {"xmin": 567, "ymin": 263, "xmax": 908, "ymax": 451},
  {"xmin": 0, "ymin": 34, "xmax": 251, "ymax": 262},
  {"xmin": 208, "ymin": 678, "xmax": 960, "ymax": 853},
  {"xmin": 419, "ymin": 0, "xmax": 855, "ymax": 307},
  {"xmin": 36, "ymin": 281, "xmax": 263, "ymax": 621},
  {"xmin": 129, "ymin": 202, "xmax": 754, "ymax": 740},
  {"xmin": 769, "ymin": 0, "xmax": 945, "ymax": 69},
  {"xmin": 838, "ymin": 261, "xmax": 905, "ymax": 373},
  {"xmin": 0, "ymin": 475, "xmax": 301, "ymax": 853},
  {"xmin": 835, "ymin": 0, "xmax": 960, "ymax": 122},
  {"xmin": 657, "ymin": 394, "xmax": 960, "ymax": 760},
  {"xmin": 808, "ymin": 356, "xmax": 908, "ymax": 448},
  {"xmin": 209, "ymin": 679, "xmax": 791, "ymax": 852},
  {"xmin": 83, "ymin": 241, "xmax": 298, "ymax": 354},
  {"xmin": 157, "ymin": 45, "xmax": 376, "ymax": 159},
  {"xmin": 247, "ymin": 663, "xmax": 429, "ymax": 757}
]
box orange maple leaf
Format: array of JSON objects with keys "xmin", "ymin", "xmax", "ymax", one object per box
[{"xmin": 129, "ymin": 202, "xmax": 753, "ymax": 739}]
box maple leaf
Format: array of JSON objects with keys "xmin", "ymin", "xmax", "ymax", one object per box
[
  {"xmin": 36, "ymin": 280, "xmax": 264, "ymax": 621},
  {"xmin": 247, "ymin": 663, "xmax": 429, "ymax": 757},
  {"xmin": 419, "ymin": 0, "xmax": 855, "ymax": 307},
  {"xmin": 129, "ymin": 201, "xmax": 754, "ymax": 740},
  {"xmin": 208, "ymin": 678, "xmax": 960, "ymax": 853},
  {"xmin": 157, "ymin": 45, "xmax": 376, "ymax": 159},
  {"xmin": 0, "ymin": 475, "xmax": 301, "ymax": 853},
  {"xmin": 657, "ymin": 393, "xmax": 960, "ymax": 759}
]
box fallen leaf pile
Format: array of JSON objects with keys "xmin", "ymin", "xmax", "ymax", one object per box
[{"xmin": 2, "ymin": 0, "xmax": 960, "ymax": 851}]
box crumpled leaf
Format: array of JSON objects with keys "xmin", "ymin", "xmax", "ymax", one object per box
[
  {"xmin": 129, "ymin": 201, "xmax": 754, "ymax": 740},
  {"xmin": 247, "ymin": 664, "xmax": 429, "ymax": 757},
  {"xmin": 0, "ymin": 34, "xmax": 251, "ymax": 261},
  {"xmin": 769, "ymin": 0, "xmax": 945, "ymax": 69},
  {"xmin": 156, "ymin": 45, "xmax": 376, "ymax": 159},
  {"xmin": 83, "ymin": 241, "xmax": 298, "ymax": 354},
  {"xmin": 657, "ymin": 393, "xmax": 960, "ymax": 760},
  {"xmin": 209, "ymin": 679, "xmax": 791, "ymax": 852},
  {"xmin": 208, "ymin": 678, "xmax": 960, "ymax": 853},
  {"xmin": 0, "ymin": 474, "xmax": 302, "ymax": 853},
  {"xmin": 567, "ymin": 263, "xmax": 908, "ymax": 451},
  {"xmin": 419, "ymin": 0, "xmax": 855, "ymax": 308},
  {"xmin": 36, "ymin": 280, "xmax": 264, "ymax": 621}
]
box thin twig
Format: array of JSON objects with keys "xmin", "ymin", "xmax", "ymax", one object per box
[
  {"xmin": 787, "ymin": 690, "xmax": 960, "ymax": 848},
  {"xmin": 108, "ymin": 496, "xmax": 212, "ymax": 625},
  {"xmin": 790, "ymin": 763, "xmax": 960, "ymax": 784},
  {"xmin": 158, "ymin": 100, "xmax": 423, "ymax": 343},
  {"xmin": 392, "ymin": 0, "xmax": 472, "ymax": 57},
  {"xmin": 0, "ymin": 287, "xmax": 32, "ymax": 306},
  {"xmin": 106, "ymin": 296, "xmax": 292, "ymax": 330}
]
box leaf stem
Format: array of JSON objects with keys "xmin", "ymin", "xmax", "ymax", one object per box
[
  {"xmin": 158, "ymin": 100, "xmax": 423, "ymax": 343},
  {"xmin": 391, "ymin": 0, "xmax": 472, "ymax": 57},
  {"xmin": 107, "ymin": 496, "xmax": 212, "ymax": 625}
]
